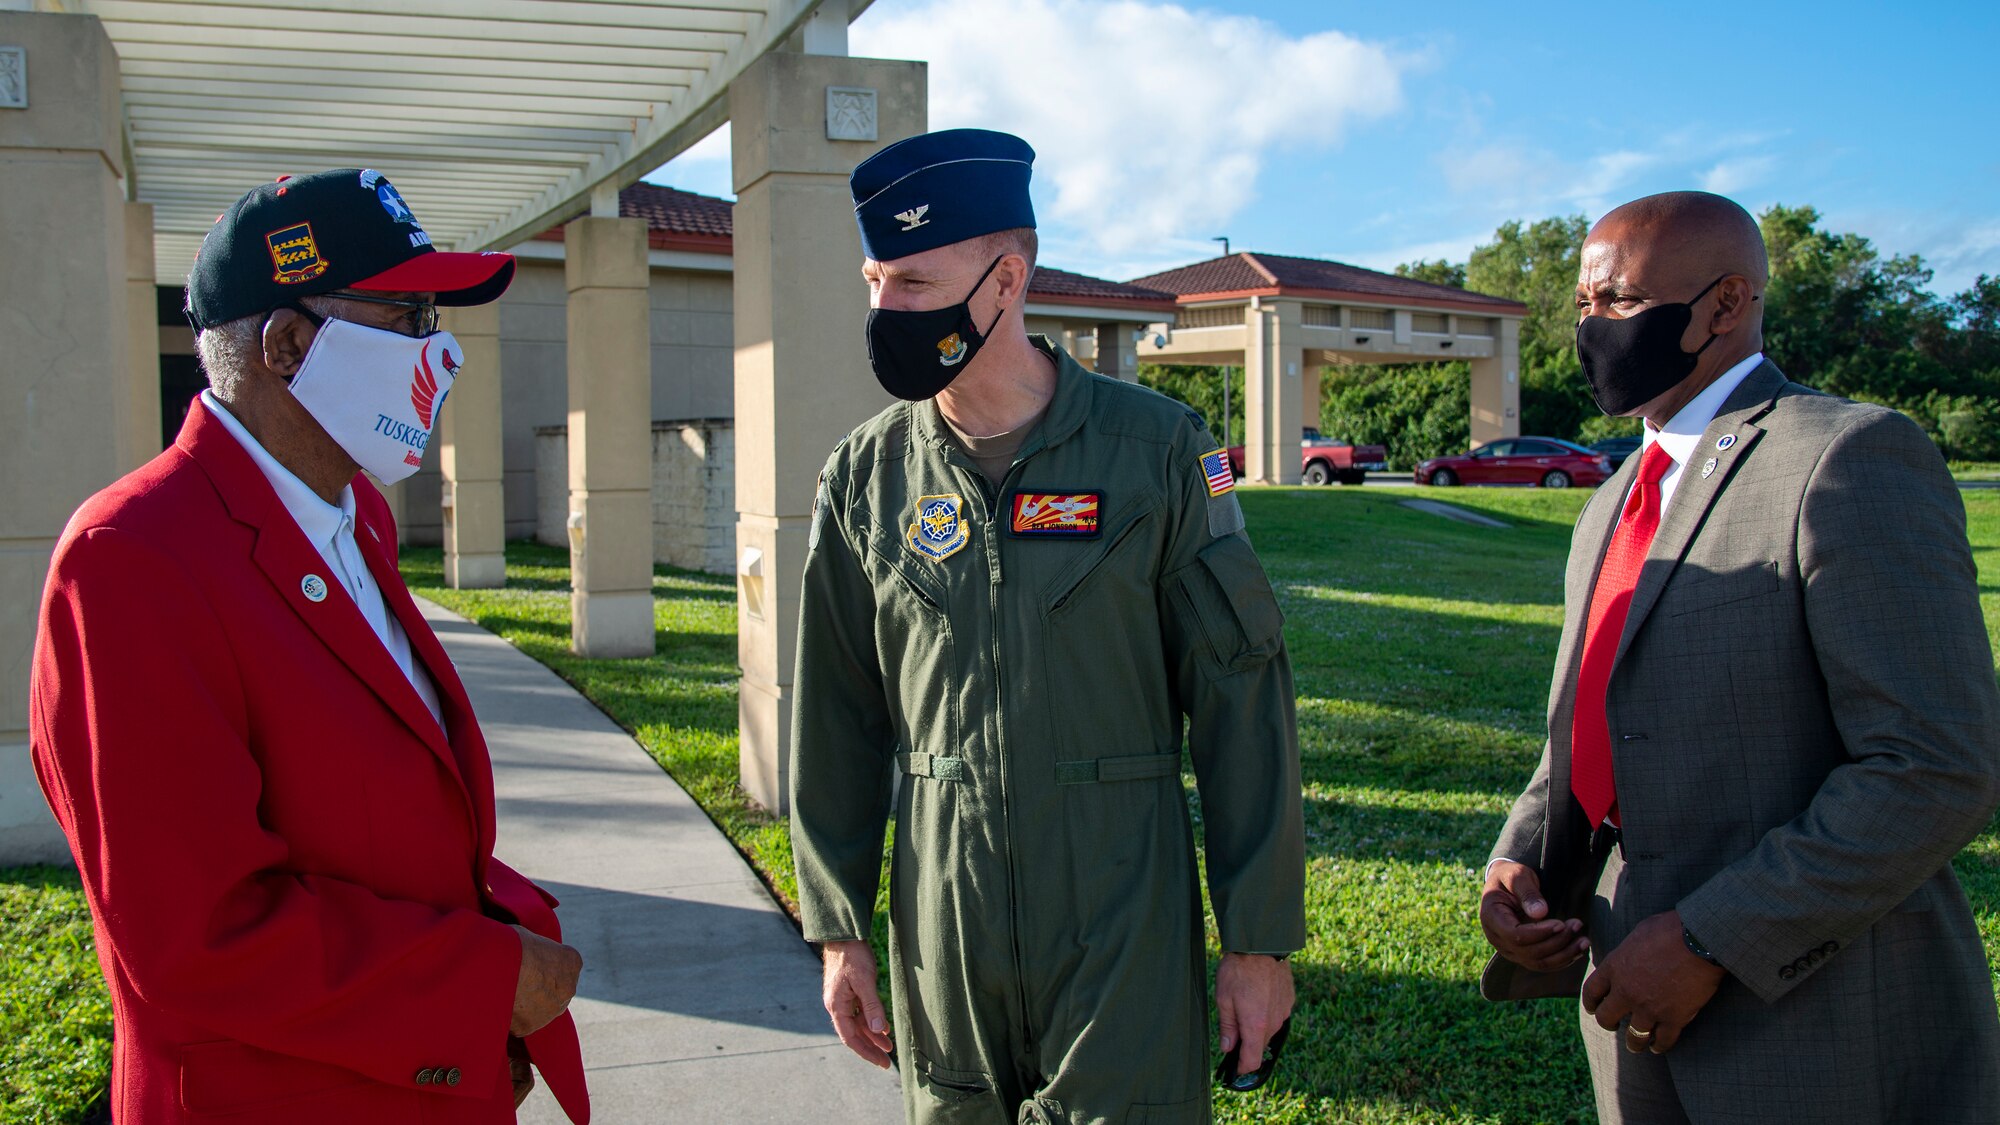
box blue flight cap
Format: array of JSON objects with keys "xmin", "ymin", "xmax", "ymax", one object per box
[{"xmin": 851, "ymin": 128, "xmax": 1036, "ymax": 261}]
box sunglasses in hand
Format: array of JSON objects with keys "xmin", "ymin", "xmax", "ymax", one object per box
[{"xmin": 1216, "ymin": 1016, "xmax": 1293, "ymax": 1093}]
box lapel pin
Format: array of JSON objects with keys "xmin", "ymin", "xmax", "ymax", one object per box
[
  {"xmin": 1701, "ymin": 458, "xmax": 1718, "ymax": 479},
  {"xmin": 301, "ymin": 574, "xmax": 328, "ymax": 603},
  {"xmin": 1716, "ymin": 434, "xmax": 1736, "ymax": 451}
]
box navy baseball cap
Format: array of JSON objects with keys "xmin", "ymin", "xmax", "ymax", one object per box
[
  {"xmin": 850, "ymin": 128, "xmax": 1036, "ymax": 262},
  {"xmin": 187, "ymin": 168, "xmax": 515, "ymax": 329}
]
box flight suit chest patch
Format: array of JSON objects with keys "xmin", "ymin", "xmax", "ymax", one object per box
[
  {"xmin": 1008, "ymin": 490, "xmax": 1102, "ymax": 538},
  {"xmin": 907, "ymin": 494, "xmax": 970, "ymax": 562}
]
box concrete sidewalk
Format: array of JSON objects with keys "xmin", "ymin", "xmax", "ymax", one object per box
[{"xmin": 417, "ymin": 599, "xmax": 901, "ymax": 1124}]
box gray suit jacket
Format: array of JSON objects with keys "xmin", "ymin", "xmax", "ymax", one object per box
[{"xmin": 1485, "ymin": 361, "xmax": 2000, "ymax": 1122}]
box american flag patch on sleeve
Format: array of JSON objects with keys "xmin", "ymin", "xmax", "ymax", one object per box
[{"xmin": 1200, "ymin": 449, "xmax": 1235, "ymax": 497}]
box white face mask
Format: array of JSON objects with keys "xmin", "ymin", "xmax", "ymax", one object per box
[{"xmin": 289, "ymin": 317, "xmax": 461, "ymax": 485}]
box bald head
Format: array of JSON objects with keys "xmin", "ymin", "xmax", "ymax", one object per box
[
  {"xmin": 1591, "ymin": 191, "xmax": 1768, "ymax": 291},
  {"xmin": 1576, "ymin": 191, "xmax": 1768, "ymax": 423}
]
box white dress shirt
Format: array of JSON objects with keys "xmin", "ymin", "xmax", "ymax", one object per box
[
  {"xmin": 202, "ymin": 391, "xmax": 445, "ymax": 730},
  {"xmin": 1639, "ymin": 351, "xmax": 1765, "ymax": 513}
]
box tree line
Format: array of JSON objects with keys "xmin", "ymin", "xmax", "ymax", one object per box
[{"xmin": 1142, "ymin": 206, "xmax": 2000, "ymax": 468}]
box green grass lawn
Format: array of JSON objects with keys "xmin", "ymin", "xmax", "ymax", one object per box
[
  {"xmin": 12, "ymin": 485, "xmax": 2000, "ymax": 1123},
  {"xmin": 0, "ymin": 867, "xmax": 112, "ymax": 1125}
]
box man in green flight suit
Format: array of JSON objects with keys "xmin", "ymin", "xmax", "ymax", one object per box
[{"xmin": 790, "ymin": 128, "xmax": 1306, "ymax": 1125}]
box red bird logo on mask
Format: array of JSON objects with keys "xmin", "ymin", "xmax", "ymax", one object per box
[{"xmin": 412, "ymin": 341, "xmax": 455, "ymax": 429}]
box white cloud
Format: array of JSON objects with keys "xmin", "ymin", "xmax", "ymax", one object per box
[
  {"xmin": 1820, "ymin": 207, "xmax": 2000, "ymax": 297},
  {"xmin": 1699, "ymin": 155, "xmax": 1778, "ymax": 196},
  {"xmin": 851, "ymin": 0, "xmax": 1409, "ymax": 260}
]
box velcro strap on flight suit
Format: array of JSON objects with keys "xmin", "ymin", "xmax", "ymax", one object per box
[
  {"xmin": 1054, "ymin": 752, "xmax": 1182, "ymax": 785},
  {"xmin": 897, "ymin": 752, "xmax": 965, "ymax": 781}
]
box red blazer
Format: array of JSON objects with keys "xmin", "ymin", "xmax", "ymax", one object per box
[{"xmin": 30, "ymin": 401, "xmax": 588, "ymax": 1124}]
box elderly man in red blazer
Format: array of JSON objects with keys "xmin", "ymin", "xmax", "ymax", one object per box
[{"xmin": 30, "ymin": 169, "xmax": 589, "ymax": 1124}]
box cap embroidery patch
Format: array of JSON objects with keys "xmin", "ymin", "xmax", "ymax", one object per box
[
  {"xmin": 377, "ymin": 181, "xmax": 416, "ymax": 224},
  {"xmin": 1200, "ymin": 449, "xmax": 1235, "ymax": 497},
  {"xmin": 1009, "ymin": 492, "xmax": 1102, "ymax": 538},
  {"xmin": 908, "ymin": 494, "xmax": 969, "ymax": 561},
  {"xmin": 266, "ymin": 222, "xmax": 328, "ymax": 284}
]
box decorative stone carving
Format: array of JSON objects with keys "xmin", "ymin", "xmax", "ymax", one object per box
[
  {"xmin": 0, "ymin": 47, "xmax": 25, "ymax": 110},
  {"xmin": 825, "ymin": 86, "xmax": 876, "ymax": 142}
]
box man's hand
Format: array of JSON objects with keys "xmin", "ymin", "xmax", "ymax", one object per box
[
  {"xmin": 821, "ymin": 939, "xmax": 894, "ymax": 1069},
  {"xmin": 510, "ymin": 1057, "xmax": 535, "ymax": 1108},
  {"xmin": 1480, "ymin": 860, "xmax": 1588, "ymax": 972},
  {"xmin": 510, "ymin": 925, "xmax": 583, "ymax": 1038},
  {"xmin": 1581, "ymin": 910, "xmax": 1726, "ymax": 1054},
  {"xmin": 1216, "ymin": 952, "xmax": 1295, "ymax": 1074}
]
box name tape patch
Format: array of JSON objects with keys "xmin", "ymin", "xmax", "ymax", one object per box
[{"xmin": 1008, "ymin": 491, "xmax": 1102, "ymax": 538}]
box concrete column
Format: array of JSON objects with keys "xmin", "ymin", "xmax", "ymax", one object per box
[
  {"xmin": 0, "ymin": 11, "xmax": 127, "ymax": 864},
  {"xmin": 731, "ymin": 51, "xmax": 925, "ymax": 813},
  {"xmin": 1302, "ymin": 361, "xmax": 1322, "ymax": 434},
  {"xmin": 1093, "ymin": 321, "xmax": 1136, "ymax": 382},
  {"xmin": 125, "ymin": 201, "xmax": 162, "ymax": 472},
  {"xmin": 565, "ymin": 217, "xmax": 655, "ymax": 658},
  {"xmin": 439, "ymin": 302, "xmax": 506, "ymax": 588},
  {"xmin": 1243, "ymin": 299, "xmax": 1303, "ymax": 485},
  {"xmin": 1469, "ymin": 316, "xmax": 1522, "ymax": 444}
]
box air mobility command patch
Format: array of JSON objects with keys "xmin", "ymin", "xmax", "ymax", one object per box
[
  {"xmin": 1008, "ymin": 491, "xmax": 1102, "ymax": 538},
  {"xmin": 908, "ymin": 494, "xmax": 969, "ymax": 561},
  {"xmin": 1199, "ymin": 449, "xmax": 1246, "ymax": 538}
]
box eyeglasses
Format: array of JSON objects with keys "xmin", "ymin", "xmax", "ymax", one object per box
[{"xmin": 326, "ymin": 291, "xmax": 440, "ymax": 337}]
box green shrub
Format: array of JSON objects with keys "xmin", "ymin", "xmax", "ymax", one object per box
[{"xmin": 1317, "ymin": 363, "xmax": 1469, "ymax": 468}]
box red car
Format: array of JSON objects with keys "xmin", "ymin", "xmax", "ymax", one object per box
[{"xmin": 1414, "ymin": 436, "xmax": 1612, "ymax": 489}]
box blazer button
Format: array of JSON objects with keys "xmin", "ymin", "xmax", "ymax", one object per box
[
  {"xmin": 445, "ymin": 1068, "xmax": 462, "ymax": 1087},
  {"xmin": 1779, "ymin": 965, "xmax": 1796, "ymax": 980},
  {"xmin": 1821, "ymin": 940, "xmax": 1839, "ymax": 955},
  {"xmin": 1794, "ymin": 956, "xmax": 1812, "ymax": 973},
  {"xmin": 415, "ymin": 1068, "xmax": 434, "ymax": 1085}
]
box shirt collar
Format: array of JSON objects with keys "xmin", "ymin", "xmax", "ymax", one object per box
[
  {"xmin": 200, "ymin": 389, "xmax": 354, "ymax": 550},
  {"xmin": 1642, "ymin": 351, "xmax": 1765, "ymax": 469}
]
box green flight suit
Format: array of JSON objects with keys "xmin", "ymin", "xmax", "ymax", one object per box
[{"xmin": 790, "ymin": 340, "xmax": 1305, "ymax": 1125}]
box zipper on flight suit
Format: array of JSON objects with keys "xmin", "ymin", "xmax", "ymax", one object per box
[{"xmin": 948, "ymin": 450, "xmax": 1039, "ymax": 1060}]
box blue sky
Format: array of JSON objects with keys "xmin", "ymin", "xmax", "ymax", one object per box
[{"xmin": 646, "ymin": 0, "xmax": 1999, "ymax": 296}]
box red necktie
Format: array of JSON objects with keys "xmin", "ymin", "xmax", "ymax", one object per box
[{"xmin": 1571, "ymin": 443, "xmax": 1675, "ymax": 828}]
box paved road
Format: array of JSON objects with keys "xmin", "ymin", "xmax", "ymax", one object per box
[{"xmin": 417, "ymin": 599, "xmax": 901, "ymax": 1124}]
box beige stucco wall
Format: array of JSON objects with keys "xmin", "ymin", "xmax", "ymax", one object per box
[{"xmin": 535, "ymin": 419, "xmax": 735, "ymax": 575}]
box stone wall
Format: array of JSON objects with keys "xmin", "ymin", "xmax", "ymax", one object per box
[{"xmin": 536, "ymin": 418, "xmax": 735, "ymax": 575}]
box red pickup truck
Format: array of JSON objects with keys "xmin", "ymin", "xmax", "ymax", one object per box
[{"xmin": 1228, "ymin": 429, "xmax": 1390, "ymax": 485}]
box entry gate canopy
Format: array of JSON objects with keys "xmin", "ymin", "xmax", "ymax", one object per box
[{"xmin": 52, "ymin": 0, "xmax": 868, "ymax": 283}]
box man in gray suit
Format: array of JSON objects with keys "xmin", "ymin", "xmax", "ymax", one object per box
[{"xmin": 1478, "ymin": 190, "xmax": 2000, "ymax": 1123}]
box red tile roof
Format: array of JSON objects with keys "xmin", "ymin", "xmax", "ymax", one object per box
[
  {"xmin": 1024, "ymin": 266, "xmax": 1177, "ymax": 313},
  {"xmin": 1129, "ymin": 252, "xmax": 1526, "ymax": 314},
  {"xmin": 535, "ymin": 184, "xmax": 1177, "ymax": 311}
]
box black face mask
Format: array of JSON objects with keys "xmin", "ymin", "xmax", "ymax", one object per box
[
  {"xmin": 1576, "ymin": 274, "xmax": 1727, "ymax": 416},
  {"xmin": 866, "ymin": 255, "xmax": 1006, "ymax": 401}
]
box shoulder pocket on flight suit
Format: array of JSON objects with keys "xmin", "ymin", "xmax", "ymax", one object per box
[{"xmin": 1168, "ymin": 534, "xmax": 1284, "ymax": 678}]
